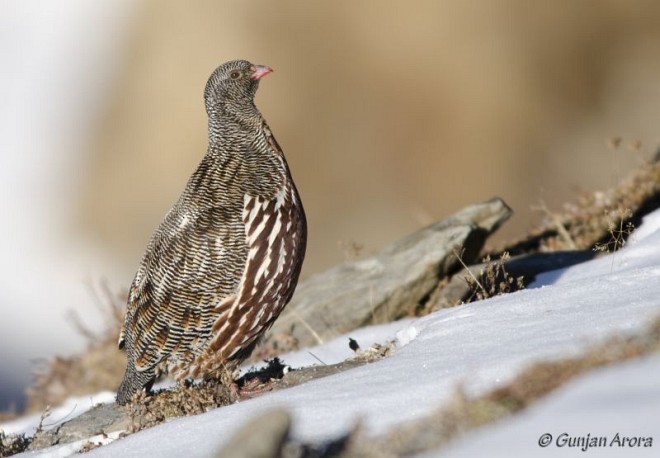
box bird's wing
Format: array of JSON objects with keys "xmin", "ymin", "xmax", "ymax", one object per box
[
  {"xmin": 204, "ymin": 182, "xmax": 306, "ymax": 363},
  {"xmin": 123, "ymin": 205, "xmax": 247, "ymax": 372}
]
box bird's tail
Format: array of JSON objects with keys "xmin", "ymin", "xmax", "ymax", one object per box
[{"xmin": 116, "ymin": 360, "xmax": 154, "ymax": 405}]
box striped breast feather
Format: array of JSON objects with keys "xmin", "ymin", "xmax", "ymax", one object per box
[{"xmin": 206, "ymin": 183, "xmax": 304, "ymax": 363}]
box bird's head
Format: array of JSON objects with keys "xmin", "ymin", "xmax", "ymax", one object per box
[{"xmin": 204, "ymin": 60, "xmax": 273, "ymax": 116}]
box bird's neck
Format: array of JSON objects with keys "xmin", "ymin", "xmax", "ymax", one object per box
[{"xmin": 207, "ymin": 101, "xmax": 262, "ymax": 146}]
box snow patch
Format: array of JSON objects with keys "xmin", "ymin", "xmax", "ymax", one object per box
[
  {"xmin": 395, "ymin": 324, "xmax": 420, "ymax": 347},
  {"xmin": 438, "ymin": 355, "xmax": 660, "ymax": 458}
]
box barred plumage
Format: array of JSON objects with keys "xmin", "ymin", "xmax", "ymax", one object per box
[{"xmin": 116, "ymin": 60, "xmax": 307, "ymax": 405}]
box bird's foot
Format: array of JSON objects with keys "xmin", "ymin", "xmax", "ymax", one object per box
[{"xmin": 229, "ymin": 376, "xmax": 274, "ymax": 402}]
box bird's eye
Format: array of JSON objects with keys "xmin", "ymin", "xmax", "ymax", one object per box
[{"xmin": 230, "ymin": 71, "xmax": 241, "ymax": 80}]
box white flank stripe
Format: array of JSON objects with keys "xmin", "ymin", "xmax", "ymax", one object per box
[
  {"xmin": 238, "ymin": 312, "xmax": 249, "ymax": 326},
  {"xmin": 247, "ymin": 312, "xmax": 263, "ymax": 331},
  {"xmin": 275, "ymin": 187, "xmax": 287, "ymax": 208},
  {"xmin": 259, "ymin": 283, "xmax": 274, "ymax": 302},
  {"xmin": 276, "ymin": 242, "xmax": 287, "ymax": 275},
  {"xmin": 248, "ymin": 204, "xmax": 260, "ymax": 227},
  {"xmin": 254, "ymin": 253, "xmax": 271, "ymax": 282},
  {"xmin": 245, "ymin": 195, "xmax": 263, "ymax": 227},
  {"xmin": 268, "ymin": 214, "xmax": 282, "ymax": 246},
  {"xmin": 216, "ymin": 321, "xmax": 229, "ymax": 335},
  {"xmin": 248, "ymin": 217, "xmax": 268, "ymax": 245}
]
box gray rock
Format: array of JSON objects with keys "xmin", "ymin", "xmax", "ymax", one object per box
[
  {"xmin": 267, "ymin": 198, "xmax": 512, "ymax": 347},
  {"xmin": 214, "ymin": 409, "xmax": 291, "ymax": 458},
  {"xmin": 28, "ymin": 403, "xmax": 129, "ymax": 450}
]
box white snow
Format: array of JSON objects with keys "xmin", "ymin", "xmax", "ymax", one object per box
[
  {"xmin": 6, "ymin": 208, "xmax": 660, "ymax": 457},
  {"xmin": 437, "ymin": 355, "xmax": 660, "ymax": 457}
]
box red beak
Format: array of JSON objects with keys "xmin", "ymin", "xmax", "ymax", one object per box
[{"xmin": 249, "ymin": 65, "xmax": 273, "ymax": 80}]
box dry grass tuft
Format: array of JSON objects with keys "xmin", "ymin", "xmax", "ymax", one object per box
[
  {"xmin": 78, "ymin": 440, "xmax": 103, "ymax": 453},
  {"xmin": 463, "ymin": 252, "xmax": 525, "ymax": 303},
  {"xmin": 122, "ymin": 360, "xmax": 294, "ymax": 434},
  {"xmin": 0, "ymin": 431, "xmax": 32, "ymax": 457},
  {"xmin": 350, "ymin": 341, "xmax": 396, "ymax": 363},
  {"xmin": 508, "ymin": 155, "xmax": 660, "ymax": 255},
  {"xmin": 122, "ymin": 377, "xmax": 232, "ymax": 434},
  {"xmin": 25, "ymin": 282, "xmax": 126, "ymax": 414}
]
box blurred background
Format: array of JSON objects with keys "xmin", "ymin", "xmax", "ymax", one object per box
[{"xmin": 2, "ymin": 0, "xmax": 660, "ymax": 412}]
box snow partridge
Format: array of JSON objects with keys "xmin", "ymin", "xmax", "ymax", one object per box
[{"xmin": 116, "ymin": 60, "xmax": 307, "ymax": 405}]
